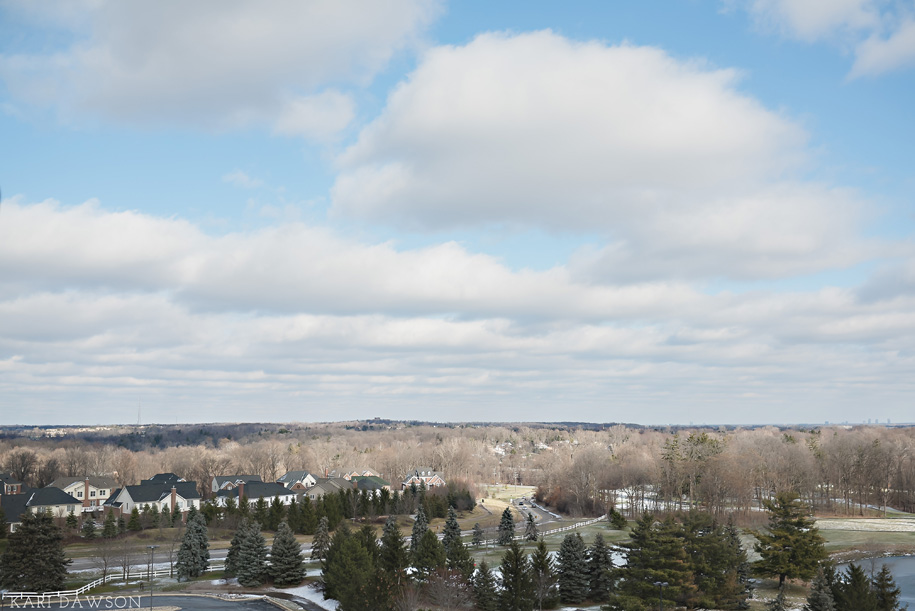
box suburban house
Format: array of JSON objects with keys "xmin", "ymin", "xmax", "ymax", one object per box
[
  {"xmin": 214, "ymin": 481, "xmax": 296, "ymax": 507},
  {"xmin": 211, "ymin": 474, "xmax": 262, "ymax": 494},
  {"xmin": 1, "ymin": 486, "xmax": 81, "ymax": 532},
  {"xmin": 0, "ymin": 473, "xmax": 23, "ymax": 495},
  {"xmin": 401, "ymin": 467, "xmax": 447, "ymax": 490},
  {"xmin": 276, "ymin": 470, "xmax": 317, "ymax": 490},
  {"xmin": 302, "ymin": 477, "xmax": 351, "ymax": 501},
  {"xmin": 327, "ymin": 468, "xmax": 380, "ymax": 481},
  {"xmin": 104, "ymin": 479, "xmax": 200, "ymax": 516},
  {"xmin": 352, "ymin": 475, "xmax": 392, "ymax": 494},
  {"xmin": 49, "ymin": 476, "xmax": 117, "ymax": 510}
]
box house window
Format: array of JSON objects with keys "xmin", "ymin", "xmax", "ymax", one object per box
[
  {"xmin": 90, "ymin": 491, "xmax": 96, "ymax": 497},
  {"xmin": 100, "ymin": 490, "xmax": 106, "ymax": 495},
  {"xmin": 77, "ymin": 491, "xmax": 83, "ymax": 498},
  {"xmin": 177, "ymin": 501, "xmax": 183, "ymax": 509},
  {"xmin": 68, "ymin": 505, "xmax": 74, "ymax": 512}
]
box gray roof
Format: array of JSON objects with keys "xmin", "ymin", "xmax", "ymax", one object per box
[
  {"xmin": 1, "ymin": 486, "xmax": 80, "ymax": 524},
  {"xmin": 147, "ymin": 473, "xmax": 184, "ymax": 485},
  {"xmin": 312, "ymin": 477, "xmax": 351, "ymax": 492},
  {"xmin": 214, "ymin": 475, "xmax": 262, "ymax": 486},
  {"xmin": 0, "ymin": 473, "xmax": 22, "ymax": 486},
  {"xmin": 49, "ymin": 475, "xmax": 117, "ymax": 490},
  {"xmin": 121, "ymin": 481, "xmax": 200, "ymax": 503},
  {"xmin": 402, "ymin": 467, "xmax": 444, "ymax": 483},
  {"xmin": 277, "ymin": 470, "xmax": 315, "ymax": 484},
  {"xmin": 217, "ymin": 481, "xmax": 295, "ymax": 501}
]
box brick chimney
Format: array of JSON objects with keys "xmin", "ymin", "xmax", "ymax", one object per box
[
  {"xmin": 325, "ymin": 467, "xmax": 328, "ymax": 478},
  {"xmin": 238, "ymin": 481, "xmax": 245, "ymax": 505},
  {"xmin": 170, "ymin": 485, "xmax": 177, "ymax": 513},
  {"xmin": 84, "ymin": 477, "xmax": 90, "ymax": 508}
]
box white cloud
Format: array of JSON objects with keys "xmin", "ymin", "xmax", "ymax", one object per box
[
  {"xmin": 0, "ymin": 0, "xmax": 441, "ymax": 132},
  {"xmin": 331, "ymin": 31, "xmax": 875, "ymax": 280},
  {"xmin": 743, "ymin": 0, "xmax": 915, "ymax": 77},
  {"xmin": 222, "ymin": 170, "xmax": 263, "ymax": 189},
  {"xmin": 271, "ymin": 90, "xmax": 356, "ymax": 140}
]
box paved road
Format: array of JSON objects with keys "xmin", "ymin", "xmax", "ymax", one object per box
[
  {"xmin": 69, "ymin": 545, "xmax": 313, "ymax": 573},
  {"xmin": 512, "ymin": 496, "xmax": 558, "ymax": 526}
]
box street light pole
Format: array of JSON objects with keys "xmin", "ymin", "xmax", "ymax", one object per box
[
  {"xmin": 653, "ymin": 581, "xmax": 668, "ymax": 611},
  {"xmin": 147, "ymin": 545, "xmax": 159, "ymax": 611}
]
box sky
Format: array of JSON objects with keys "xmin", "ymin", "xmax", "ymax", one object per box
[{"xmin": 1, "ymin": 0, "xmax": 914, "ymax": 426}]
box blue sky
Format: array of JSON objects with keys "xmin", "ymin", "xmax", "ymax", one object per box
[{"xmin": 1, "ymin": 0, "xmax": 914, "ymax": 425}]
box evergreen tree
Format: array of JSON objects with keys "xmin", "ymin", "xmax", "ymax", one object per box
[
  {"xmin": 753, "ymin": 492, "xmax": 826, "ymax": 588},
  {"xmin": 683, "ymin": 511, "xmax": 750, "ymax": 610},
  {"xmin": 65, "ymin": 511, "xmax": 78, "ymax": 531},
  {"xmin": 357, "ymin": 524, "xmax": 379, "ymax": 565},
  {"xmin": 525, "ymin": 513, "xmax": 538, "ymax": 541},
  {"xmin": 117, "ymin": 515, "xmax": 126, "ymax": 534},
  {"xmin": 322, "ymin": 524, "xmax": 376, "ymax": 611},
  {"xmin": 0, "ymin": 510, "xmax": 71, "ymax": 591},
  {"xmin": 442, "ymin": 506, "xmax": 461, "ymax": 554},
  {"xmin": 224, "ymin": 519, "xmax": 246, "ymax": 578},
  {"xmin": 160, "ymin": 505, "xmax": 171, "ymax": 529},
  {"xmin": 608, "ymin": 507, "xmax": 628, "ymax": 530},
  {"xmin": 836, "ymin": 563, "xmax": 877, "ymax": 611},
  {"xmin": 102, "ymin": 511, "xmax": 118, "ymax": 538},
  {"xmin": 300, "ymin": 496, "xmax": 317, "ymax": 535},
  {"xmin": 498, "ymin": 507, "xmax": 516, "ymax": 545},
  {"xmin": 500, "ymin": 540, "xmax": 535, "ymax": 611},
  {"xmin": 311, "ymin": 516, "xmax": 331, "ymax": 562},
  {"xmin": 410, "ymin": 504, "xmax": 428, "ymax": 556},
  {"xmin": 767, "ymin": 585, "xmax": 789, "ymax": 611},
  {"xmin": 804, "ymin": 565, "xmax": 837, "ymax": 611},
  {"xmin": 531, "ymin": 538, "xmax": 557, "ymax": 611},
  {"xmin": 176, "ymin": 511, "xmax": 210, "ymax": 580},
  {"xmin": 557, "ymin": 533, "xmax": 589, "ymax": 604},
  {"xmin": 81, "ymin": 518, "xmax": 97, "ymax": 539},
  {"xmin": 267, "ymin": 496, "xmax": 285, "ymax": 531},
  {"xmin": 379, "ymin": 515, "xmax": 409, "ymax": 584},
  {"xmin": 270, "ymin": 521, "xmax": 305, "ymax": 586},
  {"xmin": 472, "ymin": 559, "xmax": 500, "ymax": 611},
  {"xmin": 149, "ymin": 504, "xmax": 160, "ymax": 529},
  {"xmin": 414, "ymin": 528, "xmax": 446, "ymax": 579},
  {"xmin": 236, "ymin": 520, "xmax": 268, "ymax": 587},
  {"xmin": 141, "ymin": 504, "xmax": 152, "ymax": 529},
  {"xmin": 587, "ymin": 532, "xmax": 614, "ymax": 603},
  {"xmin": 446, "ymin": 532, "xmax": 475, "ymax": 581},
  {"xmin": 285, "ymin": 497, "xmax": 301, "ymax": 534},
  {"xmin": 128, "ymin": 507, "xmax": 142, "ymax": 531},
  {"xmin": 607, "ymin": 514, "xmax": 696, "ymax": 610},
  {"xmin": 472, "ymin": 522, "xmax": 485, "ymax": 546},
  {"xmin": 253, "ymin": 497, "xmax": 269, "ymax": 527},
  {"xmin": 872, "ymin": 564, "xmax": 902, "ymax": 611}
]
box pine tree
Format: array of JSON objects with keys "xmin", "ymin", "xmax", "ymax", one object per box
[
  {"xmin": 500, "ymin": 540, "xmax": 535, "ymax": 611},
  {"xmin": 66, "ymin": 511, "xmax": 78, "ymax": 531},
  {"xmin": 267, "ymin": 496, "xmax": 286, "ymax": 531},
  {"xmin": 300, "ymin": 496, "xmax": 317, "ymax": 535},
  {"xmin": 442, "ymin": 506, "xmax": 461, "ymax": 554},
  {"xmin": 224, "ymin": 519, "xmax": 246, "ymax": 578},
  {"xmin": 446, "ymin": 532, "xmax": 474, "ymax": 581},
  {"xmin": 253, "ymin": 497, "xmax": 269, "ymax": 527},
  {"xmin": 161, "ymin": 505, "xmax": 171, "ymax": 529},
  {"xmin": 498, "ymin": 507, "xmax": 516, "ymax": 545},
  {"xmin": 117, "ymin": 515, "xmax": 126, "ymax": 534},
  {"xmin": 683, "ymin": 511, "xmax": 750, "ymax": 609},
  {"xmin": 411, "ymin": 504, "xmax": 428, "ymax": 556},
  {"xmin": 753, "ymin": 492, "xmax": 826, "ymax": 588},
  {"xmin": 525, "ymin": 513, "xmax": 538, "ymax": 541},
  {"xmin": 236, "ymin": 520, "xmax": 268, "ymax": 587},
  {"xmin": 311, "ymin": 516, "xmax": 331, "ymax": 562},
  {"xmin": 149, "ymin": 504, "xmax": 160, "ymax": 529},
  {"xmin": 379, "ymin": 515, "xmax": 409, "ymax": 583},
  {"xmin": 0, "ymin": 510, "xmax": 71, "ymax": 591},
  {"xmin": 322, "ymin": 524, "xmax": 376, "ymax": 610},
  {"xmin": 473, "ymin": 559, "xmax": 500, "ymax": 611},
  {"xmin": 804, "ymin": 565, "xmax": 837, "ymax": 611},
  {"xmin": 270, "ymin": 521, "xmax": 305, "ymax": 586},
  {"xmin": 472, "ymin": 522, "xmax": 485, "ymax": 546},
  {"xmin": 102, "ymin": 511, "xmax": 118, "ymax": 538},
  {"xmin": 128, "ymin": 507, "xmax": 142, "ymax": 531},
  {"xmin": 81, "ymin": 518, "xmax": 97, "ymax": 539},
  {"xmin": 557, "ymin": 533, "xmax": 589, "ymax": 604},
  {"xmin": 872, "ymin": 564, "xmax": 902, "ymax": 611},
  {"xmin": 285, "ymin": 497, "xmax": 301, "ymax": 534},
  {"xmin": 531, "ymin": 538, "xmax": 557, "ymax": 611},
  {"xmin": 836, "ymin": 563, "xmax": 877, "ymax": 611},
  {"xmin": 176, "ymin": 511, "xmax": 210, "ymax": 580},
  {"xmin": 414, "ymin": 528, "xmax": 446, "ymax": 579},
  {"xmin": 587, "ymin": 532, "xmax": 614, "ymax": 602}
]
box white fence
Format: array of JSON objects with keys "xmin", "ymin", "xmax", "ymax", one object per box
[
  {"xmin": 0, "ymin": 562, "xmax": 225, "ymax": 604},
  {"xmin": 477, "ymin": 514, "xmax": 607, "ymax": 546}
]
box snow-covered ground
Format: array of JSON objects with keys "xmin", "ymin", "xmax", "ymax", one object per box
[
  {"xmin": 816, "ymin": 518, "xmax": 915, "ymax": 532},
  {"xmin": 277, "ymin": 584, "xmax": 339, "ymax": 610}
]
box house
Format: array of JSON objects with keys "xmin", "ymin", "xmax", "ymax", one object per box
[
  {"xmin": 327, "ymin": 468, "xmax": 380, "ymax": 481},
  {"xmin": 214, "ymin": 481, "xmax": 297, "ymax": 507},
  {"xmin": 302, "ymin": 477, "xmax": 351, "ymax": 501},
  {"xmin": 104, "ymin": 480, "xmax": 200, "ymax": 516},
  {"xmin": 1, "ymin": 486, "xmax": 81, "ymax": 532},
  {"xmin": 0, "ymin": 473, "xmax": 24, "ymax": 495},
  {"xmin": 352, "ymin": 475, "xmax": 391, "ymax": 493},
  {"xmin": 401, "ymin": 467, "xmax": 446, "ymax": 490},
  {"xmin": 276, "ymin": 470, "xmax": 317, "ymax": 490},
  {"xmin": 211, "ymin": 475, "xmax": 262, "ymax": 494},
  {"xmin": 49, "ymin": 476, "xmax": 117, "ymax": 510}
]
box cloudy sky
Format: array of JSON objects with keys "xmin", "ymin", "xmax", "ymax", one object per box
[{"xmin": 1, "ymin": 1, "xmax": 914, "ymax": 426}]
